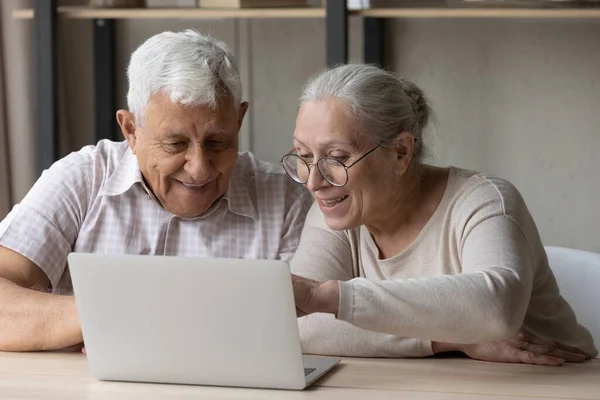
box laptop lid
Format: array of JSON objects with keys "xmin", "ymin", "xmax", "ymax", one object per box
[{"xmin": 68, "ymin": 253, "xmax": 308, "ymax": 390}]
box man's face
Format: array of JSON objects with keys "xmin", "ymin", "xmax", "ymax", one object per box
[{"xmin": 118, "ymin": 93, "xmax": 248, "ymax": 219}]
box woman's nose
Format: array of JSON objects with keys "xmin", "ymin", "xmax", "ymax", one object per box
[{"xmin": 306, "ymin": 164, "xmax": 328, "ymax": 192}]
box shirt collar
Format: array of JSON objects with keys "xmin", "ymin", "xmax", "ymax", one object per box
[
  {"xmin": 98, "ymin": 148, "xmax": 258, "ymax": 221},
  {"xmin": 98, "ymin": 148, "xmax": 147, "ymax": 197},
  {"xmin": 221, "ymin": 156, "xmax": 258, "ymax": 221}
]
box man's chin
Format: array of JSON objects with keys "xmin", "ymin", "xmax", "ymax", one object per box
[
  {"xmin": 170, "ymin": 207, "xmax": 210, "ymax": 219},
  {"xmin": 159, "ymin": 183, "xmax": 225, "ymax": 218},
  {"xmin": 166, "ymin": 196, "xmax": 223, "ymax": 219}
]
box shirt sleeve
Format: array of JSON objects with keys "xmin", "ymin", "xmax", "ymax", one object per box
[
  {"xmin": 291, "ymin": 203, "xmax": 433, "ymax": 357},
  {"xmin": 337, "ymin": 214, "xmax": 534, "ymax": 344},
  {"xmin": 0, "ymin": 153, "xmax": 91, "ymax": 290}
]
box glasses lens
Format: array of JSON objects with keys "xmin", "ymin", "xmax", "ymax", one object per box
[
  {"xmin": 318, "ymin": 158, "xmax": 347, "ymax": 186},
  {"xmin": 282, "ymin": 155, "xmax": 309, "ymax": 183}
]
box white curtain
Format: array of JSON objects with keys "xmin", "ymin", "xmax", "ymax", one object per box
[{"xmin": 0, "ymin": 34, "xmax": 11, "ymax": 218}]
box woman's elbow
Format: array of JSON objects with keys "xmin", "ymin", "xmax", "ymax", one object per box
[
  {"xmin": 474, "ymin": 275, "xmax": 529, "ymax": 342},
  {"xmin": 479, "ymin": 304, "xmax": 523, "ymax": 342}
]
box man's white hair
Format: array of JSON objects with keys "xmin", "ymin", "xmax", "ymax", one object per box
[{"xmin": 126, "ymin": 29, "xmax": 242, "ymax": 121}]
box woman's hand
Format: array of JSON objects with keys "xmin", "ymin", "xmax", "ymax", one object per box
[
  {"xmin": 434, "ymin": 331, "xmax": 591, "ymax": 366},
  {"xmin": 291, "ymin": 274, "xmax": 340, "ymax": 317}
]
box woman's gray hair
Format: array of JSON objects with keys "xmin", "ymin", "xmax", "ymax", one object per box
[
  {"xmin": 300, "ymin": 64, "xmax": 432, "ymax": 162},
  {"xmin": 126, "ymin": 29, "xmax": 242, "ymax": 122}
]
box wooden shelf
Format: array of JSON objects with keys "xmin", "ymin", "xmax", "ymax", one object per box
[
  {"xmin": 359, "ymin": 7, "xmax": 600, "ymax": 18},
  {"xmin": 12, "ymin": 6, "xmax": 325, "ymax": 20},
  {"xmin": 13, "ymin": 9, "xmax": 33, "ymax": 19},
  {"xmin": 13, "ymin": 5, "xmax": 600, "ymax": 20}
]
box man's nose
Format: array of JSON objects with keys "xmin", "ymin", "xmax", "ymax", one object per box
[{"xmin": 185, "ymin": 146, "xmax": 213, "ymax": 182}]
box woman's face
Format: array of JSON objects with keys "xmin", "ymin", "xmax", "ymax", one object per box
[{"xmin": 293, "ymin": 99, "xmax": 400, "ymax": 231}]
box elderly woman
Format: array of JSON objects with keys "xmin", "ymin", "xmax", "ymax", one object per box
[{"xmin": 285, "ymin": 64, "xmax": 597, "ymax": 365}]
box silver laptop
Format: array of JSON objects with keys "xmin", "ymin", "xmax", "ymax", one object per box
[{"xmin": 68, "ymin": 253, "xmax": 340, "ymax": 390}]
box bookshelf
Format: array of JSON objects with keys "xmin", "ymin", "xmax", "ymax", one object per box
[
  {"xmin": 15, "ymin": 2, "xmax": 600, "ymax": 175},
  {"xmin": 14, "ymin": 5, "xmax": 600, "ymax": 20},
  {"xmin": 13, "ymin": 6, "xmax": 326, "ymax": 19}
]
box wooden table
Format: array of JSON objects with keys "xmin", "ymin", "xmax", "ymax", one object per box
[{"xmin": 0, "ymin": 352, "xmax": 598, "ymax": 399}]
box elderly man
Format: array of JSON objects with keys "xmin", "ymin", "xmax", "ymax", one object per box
[{"xmin": 0, "ymin": 30, "xmax": 312, "ymax": 352}]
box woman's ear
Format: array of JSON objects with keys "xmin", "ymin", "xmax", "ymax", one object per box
[
  {"xmin": 391, "ymin": 132, "xmax": 416, "ymax": 176},
  {"xmin": 117, "ymin": 110, "xmax": 139, "ymax": 154}
]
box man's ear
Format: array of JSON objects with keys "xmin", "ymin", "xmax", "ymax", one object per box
[
  {"xmin": 392, "ymin": 132, "xmax": 416, "ymax": 176},
  {"xmin": 237, "ymin": 102, "xmax": 249, "ymax": 131},
  {"xmin": 117, "ymin": 110, "xmax": 138, "ymax": 154}
]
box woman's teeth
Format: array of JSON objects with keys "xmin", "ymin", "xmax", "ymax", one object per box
[{"xmin": 322, "ymin": 195, "xmax": 348, "ymax": 206}]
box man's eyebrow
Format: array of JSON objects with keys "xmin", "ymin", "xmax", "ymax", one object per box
[
  {"xmin": 162, "ymin": 132, "xmax": 188, "ymax": 140},
  {"xmin": 205, "ymin": 130, "xmax": 233, "ymax": 139}
]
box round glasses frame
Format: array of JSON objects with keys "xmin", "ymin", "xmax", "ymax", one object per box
[{"xmin": 280, "ymin": 145, "xmax": 380, "ymax": 187}]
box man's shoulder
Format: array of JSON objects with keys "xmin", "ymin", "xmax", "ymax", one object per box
[
  {"xmin": 236, "ymin": 151, "xmax": 285, "ymax": 176},
  {"xmin": 56, "ymin": 140, "xmax": 129, "ymax": 173},
  {"xmin": 236, "ymin": 151, "xmax": 293, "ymax": 189},
  {"xmin": 234, "ymin": 152, "xmax": 312, "ymax": 205},
  {"xmin": 33, "ymin": 140, "xmax": 130, "ymax": 194}
]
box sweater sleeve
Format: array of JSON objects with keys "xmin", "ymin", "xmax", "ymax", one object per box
[
  {"xmin": 291, "ymin": 203, "xmax": 433, "ymax": 357},
  {"xmin": 337, "ymin": 179, "xmax": 535, "ymax": 344}
]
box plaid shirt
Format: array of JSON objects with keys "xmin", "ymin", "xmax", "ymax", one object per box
[{"xmin": 0, "ymin": 140, "xmax": 313, "ymax": 294}]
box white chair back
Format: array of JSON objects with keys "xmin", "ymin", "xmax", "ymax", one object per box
[{"xmin": 544, "ymin": 246, "xmax": 600, "ymax": 356}]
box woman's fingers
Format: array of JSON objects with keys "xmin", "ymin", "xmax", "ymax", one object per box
[
  {"xmin": 510, "ymin": 340, "xmax": 551, "ymax": 354},
  {"xmin": 516, "ymin": 332, "xmax": 555, "ymax": 347},
  {"xmin": 553, "ymin": 341, "xmax": 593, "ymax": 359},
  {"xmin": 517, "ymin": 350, "xmax": 565, "ymax": 366},
  {"xmin": 549, "ymin": 348, "xmax": 586, "ymax": 363},
  {"xmin": 515, "ymin": 331, "xmax": 592, "ymax": 360}
]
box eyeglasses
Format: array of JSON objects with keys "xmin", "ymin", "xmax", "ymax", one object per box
[{"xmin": 280, "ymin": 145, "xmax": 380, "ymax": 187}]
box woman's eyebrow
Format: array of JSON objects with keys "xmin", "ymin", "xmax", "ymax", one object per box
[{"xmin": 293, "ymin": 138, "xmax": 353, "ymax": 147}]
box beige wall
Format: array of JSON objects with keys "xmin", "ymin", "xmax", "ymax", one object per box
[
  {"xmin": 9, "ymin": 13, "xmax": 600, "ymax": 252},
  {"xmin": 385, "ymin": 19, "xmax": 600, "ymax": 253}
]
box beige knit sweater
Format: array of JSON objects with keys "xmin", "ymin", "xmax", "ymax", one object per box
[{"xmin": 291, "ymin": 167, "xmax": 597, "ymax": 358}]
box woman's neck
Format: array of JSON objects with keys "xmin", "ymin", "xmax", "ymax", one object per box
[{"xmin": 366, "ymin": 165, "xmax": 449, "ymax": 259}]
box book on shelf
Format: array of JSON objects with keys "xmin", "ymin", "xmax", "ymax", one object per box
[
  {"xmin": 347, "ymin": 0, "xmax": 448, "ymax": 9},
  {"xmin": 146, "ymin": 0, "xmax": 197, "ymax": 7},
  {"xmin": 198, "ymin": 0, "xmax": 309, "ymax": 8}
]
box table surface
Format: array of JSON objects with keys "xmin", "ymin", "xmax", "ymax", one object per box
[{"xmin": 0, "ymin": 352, "xmax": 598, "ymax": 399}]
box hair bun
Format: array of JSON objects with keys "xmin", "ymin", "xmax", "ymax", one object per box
[{"xmin": 399, "ymin": 78, "xmax": 430, "ymax": 133}]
